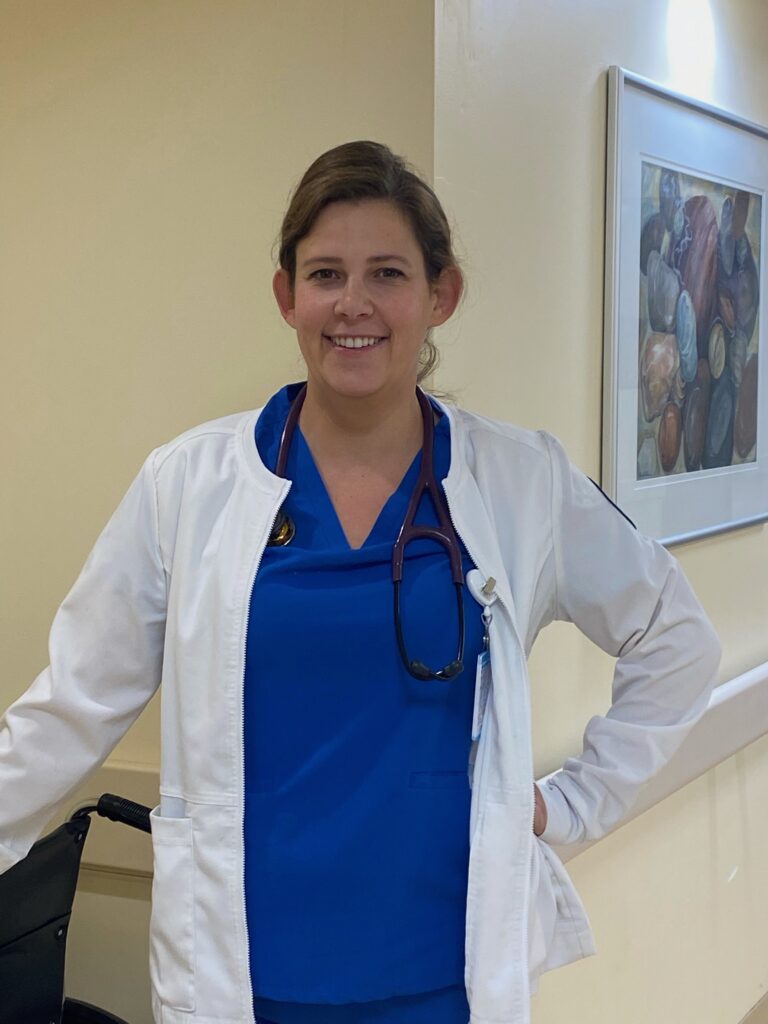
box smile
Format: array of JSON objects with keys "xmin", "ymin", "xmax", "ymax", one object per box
[{"xmin": 325, "ymin": 335, "xmax": 387, "ymax": 350}]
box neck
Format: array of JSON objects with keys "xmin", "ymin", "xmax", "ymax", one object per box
[{"xmin": 298, "ymin": 381, "xmax": 424, "ymax": 465}]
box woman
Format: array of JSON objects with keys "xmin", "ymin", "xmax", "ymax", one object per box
[{"xmin": 0, "ymin": 142, "xmax": 720, "ymax": 1024}]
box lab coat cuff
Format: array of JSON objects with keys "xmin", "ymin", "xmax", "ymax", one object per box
[{"xmin": 537, "ymin": 778, "xmax": 580, "ymax": 846}]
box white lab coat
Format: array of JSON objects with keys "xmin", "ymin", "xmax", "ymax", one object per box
[{"xmin": 0, "ymin": 399, "xmax": 720, "ymax": 1024}]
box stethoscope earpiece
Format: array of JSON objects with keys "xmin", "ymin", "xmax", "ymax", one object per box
[
  {"xmin": 408, "ymin": 657, "xmax": 463, "ymax": 682},
  {"xmin": 408, "ymin": 661, "xmax": 433, "ymax": 681}
]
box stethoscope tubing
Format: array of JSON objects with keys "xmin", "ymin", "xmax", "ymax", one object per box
[{"xmin": 268, "ymin": 384, "xmax": 466, "ymax": 681}]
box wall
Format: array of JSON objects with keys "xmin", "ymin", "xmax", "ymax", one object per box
[
  {"xmin": 1, "ymin": 3, "xmax": 434, "ymax": 1021},
  {"xmin": 4, "ymin": 2, "xmax": 767, "ymax": 1022},
  {"xmin": 435, "ymin": 1, "xmax": 768, "ymax": 1021}
]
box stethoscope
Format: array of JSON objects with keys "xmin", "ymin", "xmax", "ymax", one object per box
[{"xmin": 268, "ymin": 384, "xmax": 466, "ymax": 681}]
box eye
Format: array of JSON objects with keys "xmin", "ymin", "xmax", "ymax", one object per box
[
  {"xmin": 308, "ymin": 268, "xmax": 339, "ymax": 281},
  {"xmin": 376, "ymin": 266, "xmax": 405, "ymax": 279}
]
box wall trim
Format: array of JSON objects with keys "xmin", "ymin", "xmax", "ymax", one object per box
[
  {"xmin": 740, "ymin": 990, "xmax": 768, "ymax": 1024},
  {"xmin": 64, "ymin": 759, "xmax": 159, "ymax": 876}
]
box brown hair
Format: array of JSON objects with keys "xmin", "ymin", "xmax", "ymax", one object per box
[{"xmin": 278, "ymin": 141, "xmax": 461, "ymax": 384}]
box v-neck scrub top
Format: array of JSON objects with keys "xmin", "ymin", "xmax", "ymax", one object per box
[{"xmin": 244, "ymin": 386, "xmax": 484, "ymax": 1024}]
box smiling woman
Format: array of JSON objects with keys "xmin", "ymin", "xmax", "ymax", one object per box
[
  {"xmin": 273, "ymin": 199, "xmax": 461, "ymax": 447},
  {"xmin": 277, "ymin": 141, "xmax": 461, "ymax": 381},
  {"xmin": 270, "ymin": 144, "xmax": 464, "ymax": 552},
  {"xmin": 0, "ymin": 140, "xmax": 721, "ymax": 1024}
]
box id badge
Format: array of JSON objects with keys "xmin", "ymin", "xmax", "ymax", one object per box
[{"xmin": 471, "ymin": 649, "xmax": 492, "ymax": 741}]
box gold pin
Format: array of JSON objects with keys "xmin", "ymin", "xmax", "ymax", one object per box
[{"xmin": 268, "ymin": 511, "xmax": 295, "ymax": 546}]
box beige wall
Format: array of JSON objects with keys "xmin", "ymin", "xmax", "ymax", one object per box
[
  {"xmin": 435, "ymin": 0, "xmax": 768, "ymax": 1021},
  {"xmin": 4, "ymin": 1, "xmax": 768, "ymax": 1022},
  {"xmin": 2, "ymin": 0, "xmax": 434, "ymax": 762},
  {"xmin": 2, "ymin": 2, "xmax": 434, "ymax": 1021}
]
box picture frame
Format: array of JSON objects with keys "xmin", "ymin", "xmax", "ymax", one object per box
[{"xmin": 603, "ymin": 66, "xmax": 767, "ymax": 545}]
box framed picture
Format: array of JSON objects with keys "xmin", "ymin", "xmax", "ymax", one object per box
[{"xmin": 603, "ymin": 66, "xmax": 767, "ymax": 545}]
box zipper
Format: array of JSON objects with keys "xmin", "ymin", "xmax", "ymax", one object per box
[
  {"xmin": 444, "ymin": 499, "xmax": 538, "ymax": 1000},
  {"xmin": 441, "ymin": 488, "xmax": 501, "ymax": 793},
  {"xmin": 239, "ymin": 489, "xmax": 289, "ymax": 1024},
  {"xmin": 442, "ymin": 490, "xmax": 500, "ymax": 611}
]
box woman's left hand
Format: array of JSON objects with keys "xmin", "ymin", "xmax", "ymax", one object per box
[{"xmin": 533, "ymin": 783, "xmax": 548, "ymax": 836}]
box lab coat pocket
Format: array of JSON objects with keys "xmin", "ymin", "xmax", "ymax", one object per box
[
  {"xmin": 149, "ymin": 808, "xmax": 195, "ymax": 1012},
  {"xmin": 528, "ymin": 837, "xmax": 559, "ymax": 985},
  {"xmin": 529, "ymin": 838, "xmax": 596, "ymax": 988}
]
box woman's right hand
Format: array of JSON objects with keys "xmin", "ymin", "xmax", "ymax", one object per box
[{"xmin": 533, "ymin": 783, "xmax": 548, "ymax": 837}]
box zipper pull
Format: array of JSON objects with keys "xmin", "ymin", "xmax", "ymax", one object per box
[{"xmin": 482, "ymin": 607, "xmax": 492, "ymax": 650}]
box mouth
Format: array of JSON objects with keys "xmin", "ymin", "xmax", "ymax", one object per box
[{"xmin": 324, "ymin": 334, "xmax": 387, "ymax": 350}]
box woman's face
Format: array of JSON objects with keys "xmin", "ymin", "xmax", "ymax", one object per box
[{"xmin": 273, "ymin": 199, "xmax": 460, "ymax": 406}]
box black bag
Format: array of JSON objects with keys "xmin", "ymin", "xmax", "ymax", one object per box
[
  {"xmin": 0, "ymin": 795, "xmax": 147, "ymax": 1024},
  {"xmin": 0, "ymin": 817, "xmax": 90, "ymax": 1024}
]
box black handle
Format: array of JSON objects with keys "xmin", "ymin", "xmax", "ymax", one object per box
[{"xmin": 96, "ymin": 793, "xmax": 152, "ymax": 833}]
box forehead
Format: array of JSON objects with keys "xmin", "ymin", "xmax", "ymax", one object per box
[{"xmin": 298, "ymin": 199, "xmax": 421, "ymax": 257}]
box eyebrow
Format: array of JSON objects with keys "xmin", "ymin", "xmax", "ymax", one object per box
[{"xmin": 300, "ymin": 254, "xmax": 413, "ymax": 268}]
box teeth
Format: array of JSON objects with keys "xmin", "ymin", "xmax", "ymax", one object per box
[{"xmin": 330, "ymin": 336, "xmax": 383, "ymax": 349}]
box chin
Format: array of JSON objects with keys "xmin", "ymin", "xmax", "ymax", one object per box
[
  {"xmin": 316, "ymin": 369, "xmax": 394, "ymax": 402},
  {"xmin": 329, "ymin": 380, "xmax": 387, "ymax": 402}
]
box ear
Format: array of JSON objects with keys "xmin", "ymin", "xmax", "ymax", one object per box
[
  {"xmin": 429, "ymin": 266, "xmax": 463, "ymax": 327},
  {"xmin": 273, "ymin": 269, "xmax": 297, "ymax": 328}
]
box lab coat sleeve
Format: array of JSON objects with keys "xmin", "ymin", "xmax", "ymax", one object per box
[
  {"xmin": 537, "ymin": 433, "xmax": 721, "ymax": 846},
  {"xmin": 0, "ymin": 451, "xmax": 167, "ymax": 873}
]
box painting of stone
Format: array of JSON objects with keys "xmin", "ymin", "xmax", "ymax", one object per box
[{"xmin": 637, "ymin": 163, "xmax": 760, "ymax": 480}]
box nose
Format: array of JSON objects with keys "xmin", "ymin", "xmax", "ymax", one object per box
[{"xmin": 334, "ymin": 276, "xmax": 373, "ymax": 318}]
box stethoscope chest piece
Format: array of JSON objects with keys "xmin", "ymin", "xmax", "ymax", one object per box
[{"xmin": 268, "ymin": 510, "xmax": 295, "ymax": 547}]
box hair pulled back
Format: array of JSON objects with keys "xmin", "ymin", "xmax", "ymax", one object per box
[{"xmin": 278, "ymin": 141, "xmax": 461, "ymax": 384}]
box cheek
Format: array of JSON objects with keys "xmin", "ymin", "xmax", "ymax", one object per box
[
  {"xmin": 292, "ymin": 293, "xmax": 327, "ymax": 329},
  {"xmin": 394, "ymin": 297, "xmax": 435, "ymax": 334}
]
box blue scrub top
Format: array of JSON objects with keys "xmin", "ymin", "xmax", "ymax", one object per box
[{"xmin": 245, "ymin": 385, "xmax": 483, "ymax": 1024}]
